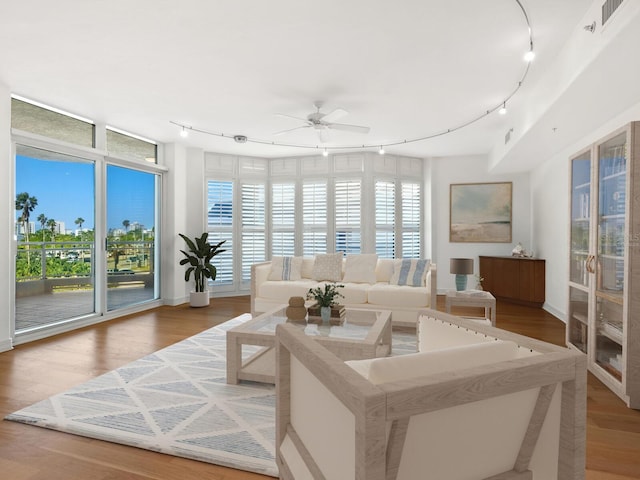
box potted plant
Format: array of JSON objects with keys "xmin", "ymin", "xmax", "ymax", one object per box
[
  {"xmin": 179, "ymin": 233, "xmax": 226, "ymax": 307},
  {"xmin": 307, "ymin": 283, "xmax": 344, "ymax": 322}
]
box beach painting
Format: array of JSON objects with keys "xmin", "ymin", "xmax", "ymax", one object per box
[{"xmin": 450, "ymin": 182, "xmax": 512, "ymax": 243}]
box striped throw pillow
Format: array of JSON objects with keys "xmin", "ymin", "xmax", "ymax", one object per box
[
  {"xmin": 390, "ymin": 259, "xmax": 429, "ymax": 287},
  {"xmin": 268, "ymin": 256, "xmax": 303, "ymax": 281}
]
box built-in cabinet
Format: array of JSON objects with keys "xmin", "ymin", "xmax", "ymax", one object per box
[
  {"xmin": 479, "ymin": 256, "xmax": 545, "ymax": 308},
  {"xmin": 567, "ymin": 122, "xmax": 640, "ymax": 408}
]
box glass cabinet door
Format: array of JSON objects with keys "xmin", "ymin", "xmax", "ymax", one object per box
[
  {"xmin": 568, "ymin": 151, "xmax": 591, "ymax": 353},
  {"xmin": 594, "ymin": 131, "xmax": 626, "ymax": 381},
  {"xmin": 568, "ymin": 287, "xmax": 589, "ymax": 353},
  {"xmin": 570, "ymin": 152, "xmax": 592, "ymax": 286}
]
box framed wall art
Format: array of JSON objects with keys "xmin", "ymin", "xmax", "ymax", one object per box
[{"xmin": 450, "ymin": 182, "xmax": 512, "ymax": 243}]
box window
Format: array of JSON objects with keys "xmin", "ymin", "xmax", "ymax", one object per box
[
  {"xmin": 12, "ymin": 98, "xmax": 164, "ymax": 342},
  {"xmin": 106, "ymin": 127, "xmax": 157, "ymax": 163},
  {"xmin": 272, "ymin": 182, "xmax": 296, "ymax": 256},
  {"xmin": 335, "ymin": 179, "xmax": 361, "ymax": 254},
  {"xmin": 205, "ymin": 154, "xmax": 423, "ymax": 293},
  {"xmin": 207, "ymin": 181, "xmax": 233, "ymax": 285},
  {"xmin": 401, "ymin": 182, "xmax": 421, "ymax": 258},
  {"xmin": 241, "ymin": 183, "xmax": 266, "ymax": 282},
  {"xmin": 303, "ymin": 181, "xmax": 327, "ymax": 255},
  {"xmin": 11, "ymin": 97, "xmax": 95, "ymax": 147},
  {"xmin": 375, "ymin": 180, "xmax": 395, "ymax": 258}
]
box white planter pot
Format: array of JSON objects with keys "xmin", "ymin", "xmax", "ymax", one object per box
[{"xmin": 189, "ymin": 291, "xmax": 210, "ymax": 308}]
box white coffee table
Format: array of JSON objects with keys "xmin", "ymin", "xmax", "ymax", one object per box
[
  {"xmin": 226, "ymin": 305, "xmax": 392, "ymax": 384},
  {"xmin": 445, "ymin": 290, "xmax": 496, "ymax": 326}
]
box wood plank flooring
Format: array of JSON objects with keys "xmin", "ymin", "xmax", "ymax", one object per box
[{"xmin": 0, "ymin": 296, "xmax": 638, "ymax": 479}]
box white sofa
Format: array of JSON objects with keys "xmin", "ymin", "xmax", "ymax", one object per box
[
  {"xmin": 275, "ymin": 308, "xmax": 586, "ymax": 480},
  {"xmin": 251, "ymin": 256, "xmax": 437, "ymax": 327}
]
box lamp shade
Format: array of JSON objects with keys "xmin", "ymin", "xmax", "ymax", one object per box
[{"xmin": 450, "ymin": 258, "xmax": 474, "ymax": 275}]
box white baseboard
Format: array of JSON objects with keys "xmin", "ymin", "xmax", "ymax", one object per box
[
  {"xmin": 164, "ymin": 296, "xmax": 188, "ymax": 306},
  {"xmin": 0, "ymin": 337, "xmax": 14, "ymax": 352},
  {"xmin": 543, "ymin": 303, "xmax": 566, "ymax": 323}
]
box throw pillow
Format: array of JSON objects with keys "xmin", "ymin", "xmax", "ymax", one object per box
[
  {"xmin": 311, "ymin": 252, "xmax": 343, "ymax": 282},
  {"xmin": 342, "ymin": 254, "xmax": 378, "ymax": 284},
  {"xmin": 390, "ymin": 258, "xmax": 430, "ymax": 287},
  {"xmin": 268, "ymin": 256, "xmax": 303, "ymax": 281}
]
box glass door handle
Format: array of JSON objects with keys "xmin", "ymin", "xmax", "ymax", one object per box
[{"xmin": 586, "ymin": 255, "xmax": 596, "ymax": 274}]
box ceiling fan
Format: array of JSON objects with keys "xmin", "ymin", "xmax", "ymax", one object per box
[{"xmin": 274, "ymin": 101, "xmax": 370, "ymax": 142}]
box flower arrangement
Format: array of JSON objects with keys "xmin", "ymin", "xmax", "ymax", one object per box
[{"xmin": 307, "ymin": 283, "xmax": 344, "ymax": 307}]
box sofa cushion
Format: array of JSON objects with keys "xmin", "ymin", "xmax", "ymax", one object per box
[
  {"xmin": 390, "ymin": 258, "xmax": 430, "ymax": 286},
  {"xmin": 375, "ymin": 258, "xmax": 395, "ymax": 282},
  {"xmin": 342, "ymin": 254, "xmax": 378, "ymax": 284},
  {"xmin": 367, "ymin": 283, "xmax": 430, "ymax": 308},
  {"xmin": 268, "ymin": 256, "xmax": 303, "ymax": 281},
  {"xmin": 300, "ymin": 257, "xmax": 315, "ymax": 279},
  {"xmin": 311, "ymin": 253, "xmax": 343, "ymax": 282},
  {"xmin": 353, "ymin": 340, "xmax": 519, "ymax": 385},
  {"xmin": 329, "ymin": 282, "xmax": 369, "ymax": 304},
  {"xmin": 259, "ymin": 279, "xmax": 318, "ymax": 303}
]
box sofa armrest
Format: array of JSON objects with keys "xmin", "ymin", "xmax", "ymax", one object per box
[
  {"xmin": 426, "ymin": 263, "xmax": 437, "ymax": 308},
  {"xmin": 251, "ymin": 261, "xmax": 272, "ymax": 315}
]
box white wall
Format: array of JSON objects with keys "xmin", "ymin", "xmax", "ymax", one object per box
[
  {"xmin": 0, "ymin": 83, "xmax": 13, "ymax": 351},
  {"xmin": 431, "ymin": 155, "xmax": 531, "ymax": 292},
  {"xmin": 162, "ymin": 143, "xmax": 192, "ymax": 306},
  {"xmin": 531, "ymin": 99, "xmax": 640, "ymax": 321}
]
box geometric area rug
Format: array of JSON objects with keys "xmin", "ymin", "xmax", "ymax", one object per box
[{"xmin": 5, "ymin": 313, "xmax": 417, "ymax": 477}]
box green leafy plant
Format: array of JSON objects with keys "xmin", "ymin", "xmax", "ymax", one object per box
[
  {"xmin": 179, "ymin": 233, "xmax": 227, "ymax": 292},
  {"xmin": 307, "ymin": 283, "xmax": 344, "ymax": 307}
]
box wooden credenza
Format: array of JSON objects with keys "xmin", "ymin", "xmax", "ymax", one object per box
[{"xmin": 479, "ymin": 256, "xmax": 545, "ymax": 308}]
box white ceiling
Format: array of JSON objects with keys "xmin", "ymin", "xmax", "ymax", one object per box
[{"xmin": 0, "ymin": 0, "xmax": 590, "ymax": 159}]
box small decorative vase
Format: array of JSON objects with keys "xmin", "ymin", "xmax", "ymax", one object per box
[
  {"xmin": 286, "ymin": 296, "xmax": 307, "ymax": 322},
  {"xmin": 320, "ymin": 306, "xmax": 331, "ymax": 323}
]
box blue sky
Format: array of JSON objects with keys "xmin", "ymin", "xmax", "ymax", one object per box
[{"xmin": 16, "ymin": 156, "xmax": 155, "ymax": 232}]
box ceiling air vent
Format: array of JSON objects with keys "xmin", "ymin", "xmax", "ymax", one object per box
[{"xmin": 602, "ymin": 0, "xmax": 624, "ymax": 25}]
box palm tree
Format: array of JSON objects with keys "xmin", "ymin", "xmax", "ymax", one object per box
[
  {"xmin": 46, "ymin": 218, "xmax": 57, "ymax": 243},
  {"xmin": 122, "ymin": 219, "xmax": 130, "ymax": 233},
  {"xmin": 37, "ymin": 213, "xmax": 48, "ymax": 241},
  {"xmin": 15, "ymin": 192, "xmax": 38, "ymax": 243},
  {"xmin": 75, "ymin": 217, "xmax": 85, "ymax": 235},
  {"xmin": 16, "ymin": 192, "xmax": 38, "ymax": 267}
]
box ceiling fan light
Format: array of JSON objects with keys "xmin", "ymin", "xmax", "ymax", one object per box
[
  {"xmin": 322, "ymin": 149, "xmax": 329, "ymax": 157},
  {"xmin": 180, "ymin": 127, "xmax": 188, "ymax": 138},
  {"xmin": 498, "ymin": 103, "xmax": 507, "ymax": 115},
  {"xmin": 378, "ymin": 146, "xmax": 385, "ymax": 155}
]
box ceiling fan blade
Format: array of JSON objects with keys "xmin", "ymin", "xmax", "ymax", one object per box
[
  {"xmin": 273, "ymin": 125, "xmax": 310, "ymax": 136},
  {"xmin": 327, "ymin": 123, "xmax": 370, "ymax": 134},
  {"xmin": 320, "ymin": 108, "xmax": 348, "ymax": 123},
  {"xmin": 275, "ymin": 113, "xmax": 311, "ymax": 124}
]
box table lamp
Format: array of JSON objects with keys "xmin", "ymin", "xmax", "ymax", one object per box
[{"xmin": 450, "ymin": 258, "xmax": 474, "ymax": 291}]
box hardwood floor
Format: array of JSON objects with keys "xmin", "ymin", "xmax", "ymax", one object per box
[{"xmin": 0, "ymin": 296, "xmax": 638, "ymax": 479}]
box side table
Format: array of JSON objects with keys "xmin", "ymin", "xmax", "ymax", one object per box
[{"xmin": 445, "ymin": 290, "xmax": 496, "ymax": 326}]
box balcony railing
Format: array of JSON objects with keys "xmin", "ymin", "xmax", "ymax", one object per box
[{"xmin": 16, "ymin": 240, "xmax": 154, "ymax": 297}]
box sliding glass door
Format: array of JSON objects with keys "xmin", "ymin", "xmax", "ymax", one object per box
[
  {"xmin": 15, "ymin": 145, "xmax": 96, "ymax": 332},
  {"xmin": 14, "ymin": 147, "xmax": 160, "ymax": 336},
  {"xmin": 106, "ymin": 165, "xmax": 159, "ymax": 311}
]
